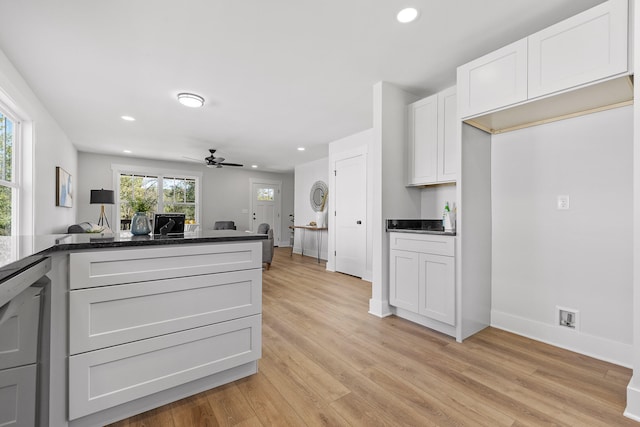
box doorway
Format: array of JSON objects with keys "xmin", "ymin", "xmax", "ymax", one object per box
[
  {"xmin": 249, "ymin": 179, "xmax": 281, "ymax": 245},
  {"xmin": 333, "ymin": 151, "xmax": 366, "ymax": 278}
]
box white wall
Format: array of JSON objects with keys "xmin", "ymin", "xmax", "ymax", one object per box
[
  {"xmin": 0, "ymin": 49, "xmax": 77, "ymax": 235},
  {"xmin": 491, "ymin": 106, "xmax": 633, "ymax": 366},
  {"xmin": 77, "ymin": 152, "xmax": 294, "ymax": 242},
  {"xmin": 370, "ymin": 82, "xmax": 421, "ymax": 317},
  {"xmin": 293, "ymin": 157, "xmax": 329, "ymax": 260},
  {"xmin": 420, "ymin": 183, "xmax": 457, "ymax": 219},
  {"xmin": 327, "ymin": 128, "xmax": 374, "ymax": 280}
]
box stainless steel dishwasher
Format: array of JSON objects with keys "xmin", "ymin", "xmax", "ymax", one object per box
[{"xmin": 0, "ymin": 258, "xmax": 51, "ymax": 427}]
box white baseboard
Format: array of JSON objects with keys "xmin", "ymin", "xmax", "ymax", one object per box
[
  {"xmin": 625, "ymin": 376, "xmax": 640, "ymax": 421},
  {"xmin": 369, "ymin": 298, "xmax": 393, "ymax": 318},
  {"xmin": 491, "ymin": 309, "xmax": 632, "ymax": 368}
]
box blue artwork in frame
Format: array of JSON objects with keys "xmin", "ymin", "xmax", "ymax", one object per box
[{"xmin": 56, "ymin": 166, "xmax": 73, "ymax": 208}]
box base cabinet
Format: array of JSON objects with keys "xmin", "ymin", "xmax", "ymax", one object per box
[
  {"xmin": 67, "ymin": 242, "xmax": 263, "ymax": 422},
  {"xmin": 389, "ymin": 233, "xmax": 456, "ymax": 332}
]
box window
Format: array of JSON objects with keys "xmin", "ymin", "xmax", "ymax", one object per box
[
  {"xmin": 163, "ymin": 176, "xmax": 197, "ymax": 218},
  {"xmin": 114, "ymin": 165, "xmax": 201, "ymax": 230},
  {"xmin": 0, "ymin": 107, "xmax": 19, "ymax": 236},
  {"xmin": 256, "ymin": 188, "xmax": 274, "ymax": 201}
]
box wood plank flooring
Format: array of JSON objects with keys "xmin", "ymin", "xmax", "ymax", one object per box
[{"xmin": 108, "ymin": 247, "xmax": 636, "ymax": 426}]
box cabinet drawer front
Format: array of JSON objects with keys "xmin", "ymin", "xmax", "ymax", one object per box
[
  {"xmin": 0, "ymin": 364, "xmax": 37, "ymax": 427},
  {"xmin": 70, "ymin": 269, "xmax": 261, "ymax": 354},
  {"xmin": 389, "ymin": 233, "xmax": 454, "ymax": 256},
  {"xmin": 70, "ymin": 242, "xmax": 261, "ymax": 289},
  {"xmin": 69, "ymin": 314, "xmax": 261, "ymax": 420},
  {"xmin": 0, "ymin": 291, "xmax": 41, "ymax": 370},
  {"xmin": 528, "ymin": 0, "xmax": 628, "ymax": 99},
  {"xmin": 458, "ymin": 38, "xmax": 528, "ymax": 118}
]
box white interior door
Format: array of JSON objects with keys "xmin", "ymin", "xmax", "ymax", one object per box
[
  {"xmin": 250, "ymin": 180, "xmax": 281, "ymax": 245},
  {"xmin": 334, "ymin": 154, "xmax": 366, "ymax": 277}
]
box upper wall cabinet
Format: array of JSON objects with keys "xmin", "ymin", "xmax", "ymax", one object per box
[
  {"xmin": 528, "ymin": 0, "xmax": 628, "ymax": 99},
  {"xmin": 407, "ymin": 86, "xmax": 457, "ymax": 186},
  {"xmin": 437, "ymin": 86, "xmax": 458, "ymax": 183},
  {"xmin": 458, "ymin": 0, "xmax": 629, "ymax": 121},
  {"xmin": 457, "ymin": 39, "xmax": 528, "ymax": 119}
]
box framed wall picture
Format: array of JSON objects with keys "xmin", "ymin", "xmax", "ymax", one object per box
[{"xmin": 56, "ymin": 166, "xmax": 73, "ymax": 207}]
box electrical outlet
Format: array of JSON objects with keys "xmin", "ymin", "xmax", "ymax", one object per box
[
  {"xmin": 557, "ymin": 306, "xmax": 579, "ymax": 330},
  {"xmin": 557, "ymin": 195, "xmax": 570, "ymax": 210}
]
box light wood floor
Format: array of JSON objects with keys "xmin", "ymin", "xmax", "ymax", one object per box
[{"xmin": 109, "ymin": 247, "xmax": 636, "ymax": 426}]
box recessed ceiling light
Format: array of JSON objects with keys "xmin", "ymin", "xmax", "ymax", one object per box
[
  {"xmin": 177, "ymin": 92, "xmax": 205, "ymax": 108},
  {"xmin": 397, "ymin": 7, "xmax": 419, "ymax": 23},
  {"xmin": 251, "ymin": 165, "xmax": 258, "ymax": 168},
  {"xmin": 121, "ymin": 115, "xmax": 136, "ymax": 121},
  {"xmin": 123, "ymin": 150, "xmax": 132, "ymax": 154},
  {"xmin": 297, "ymin": 147, "xmax": 305, "ymax": 151}
]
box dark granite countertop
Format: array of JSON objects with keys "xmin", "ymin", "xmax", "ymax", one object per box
[
  {"xmin": 0, "ymin": 230, "xmax": 266, "ymax": 283},
  {"xmin": 386, "ymin": 219, "xmax": 456, "ymax": 236}
]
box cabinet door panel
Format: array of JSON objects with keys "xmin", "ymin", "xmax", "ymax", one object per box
[
  {"xmin": 70, "ymin": 269, "xmax": 261, "ymax": 354},
  {"xmin": 389, "ymin": 250, "xmax": 419, "ymax": 313},
  {"xmin": 437, "ymin": 86, "xmax": 457, "ymax": 182},
  {"xmin": 407, "ymin": 95, "xmax": 438, "ymax": 185},
  {"xmin": 0, "ymin": 291, "xmax": 40, "ymax": 370},
  {"xmin": 458, "ymin": 39, "xmax": 528, "ymax": 118},
  {"xmin": 528, "ymin": 0, "xmax": 628, "ymax": 98},
  {"xmin": 69, "ymin": 314, "xmax": 261, "ymax": 420},
  {"xmin": 0, "ymin": 365, "xmax": 36, "ymax": 427},
  {"xmin": 419, "ymin": 254, "xmax": 455, "ymax": 325}
]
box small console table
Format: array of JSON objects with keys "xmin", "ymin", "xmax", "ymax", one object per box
[{"xmin": 291, "ymin": 225, "xmax": 328, "ymax": 263}]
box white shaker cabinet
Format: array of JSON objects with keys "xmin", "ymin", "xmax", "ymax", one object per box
[
  {"xmin": 68, "ymin": 242, "xmax": 263, "ymax": 421},
  {"xmin": 389, "ymin": 233, "xmax": 456, "ymax": 334},
  {"xmin": 528, "ymin": 0, "xmax": 628, "ymax": 99},
  {"xmin": 457, "ymin": 39, "xmax": 528, "ymax": 119},
  {"xmin": 458, "ymin": 0, "xmax": 629, "ymax": 120},
  {"xmin": 389, "ymin": 249, "xmax": 420, "ymax": 312},
  {"xmin": 407, "ymin": 85, "xmax": 457, "ymax": 186},
  {"xmin": 418, "ymin": 253, "xmax": 455, "ymax": 325},
  {"xmin": 407, "ymin": 94, "xmax": 438, "ymax": 185},
  {"xmin": 437, "ymin": 86, "xmax": 457, "ymax": 182}
]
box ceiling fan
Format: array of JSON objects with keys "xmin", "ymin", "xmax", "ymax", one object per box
[{"xmin": 184, "ymin": 149, "xmax": 244, "ymax": 168}]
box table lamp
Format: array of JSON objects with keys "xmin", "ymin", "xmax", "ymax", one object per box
[{"xmin": 90, "ymin": 189, "xmax": 115, "ymax": 228}]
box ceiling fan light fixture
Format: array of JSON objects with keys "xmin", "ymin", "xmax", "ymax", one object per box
[
  {"xmin": 397, "ymin": 7, "xmax": 419, "ymax": 23},
  {"xmin": 177, "ymin": 92, "xmax": 205, "ymax": 108}
]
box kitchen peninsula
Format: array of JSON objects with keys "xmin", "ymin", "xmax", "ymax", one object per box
[{"xmin": 0, "ymin": 230, "xmax": 266, "ymax": 427}]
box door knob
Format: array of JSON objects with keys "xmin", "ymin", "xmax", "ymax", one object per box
[{"xmin": 356, "ymin": 220, "xmax": 362, "ymax": 224}]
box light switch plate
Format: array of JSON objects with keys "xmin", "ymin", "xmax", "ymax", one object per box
[{"xmin": 557, "ymin": 195, "xmax": 570, "ymax": 210}]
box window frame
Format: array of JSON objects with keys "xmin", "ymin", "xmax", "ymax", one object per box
[
  {"xmin": 112, "ymin": 164, "xmax": 202, "ymax": 231},
  {"xmin": 0, "ymin": 101, "xmax": 21, "ymax": 237}
]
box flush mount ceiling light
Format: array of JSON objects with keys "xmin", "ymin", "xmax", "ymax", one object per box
[
  {"xmin": 397, "ymin": 7, "xmax": 419, "ymax": 23},
  {"xmin": 121, "ymin": 115, "xmax": 135, "ymax": 121},
  {"xmin": 177, "ymin": 92, "xmax": 205, "ymax": 108},
  {"xmin": 297, "ymin": 147, "xmax": 305, "ymax": 151},
  {"xmin": 251, "ymin": 165, "xmax": 258, "ymax": 168}
]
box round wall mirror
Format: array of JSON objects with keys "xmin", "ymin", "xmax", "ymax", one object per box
[{"xmin": 310, "ymin": 180, "xmax": 328, "ymax": 212}]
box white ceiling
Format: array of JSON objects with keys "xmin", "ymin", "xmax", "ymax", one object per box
[{"xmin": 0, "ymin": 0, "xmax": 605, "ymax": 172}]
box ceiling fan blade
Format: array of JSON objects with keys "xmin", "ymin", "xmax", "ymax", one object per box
[
  {"xmin": 182, "ymin": 156, "xmax": 204, "ymax": 163},
  {"xmin": 219, "ymin": 162, "xmax": 243, "ymax": 167}
]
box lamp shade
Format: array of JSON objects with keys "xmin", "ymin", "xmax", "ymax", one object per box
[{"xmin": 90, "ymin": 189, "xmax": 114, "ymax": 205}]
